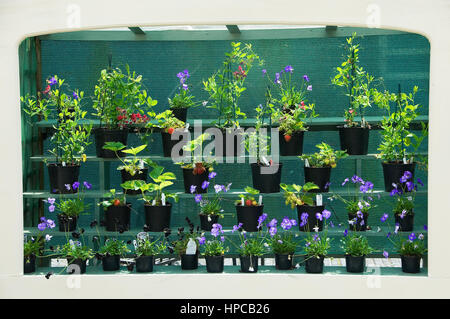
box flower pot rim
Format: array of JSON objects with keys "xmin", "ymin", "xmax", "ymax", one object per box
[
  {"xmin": 235, "ymin": 204, "xmax": 264, "ymax": 208},
  {"xmin": 401, "ymin": 254, "xmax": 422, "ymax": 258},
  {"xmin": 205, "ymin": 254, "xmax": 224, "ymax": 257},
  {"xmin": 143, "ymin": 202, "xmax": 172, "ymax": 208},
  {"xmin": 198, "ymin": 212, "xmax": 221, "ymax": 217},
  {"xmin": 304, "ymin": 166, "xmax": 333, "ymax": 169},
  {"xmin": 297, "ymin": 204, "xmax": 324, "ymax": 208},
  {"xmin": 47, "ymin": 163, "xmax": 81, "ymax": 168},
  {"xmin": 108, "ymin": 203, "xmax": 132, "ymax": 208},
  {"xmin": 135, "ymin": 254, "xmax": 155, "ymax": 258},
  {"xmin": 250, "ymin": 162, "xmax": 283, "ymax": 168},
  {"xmin": 337, "ymin": 125, "xmax": 370, "ymax": 130},
  {"xmin": 395, "ymin": 211, "xmax": 414, "ymax": 216},
  {"xmin": 57, "ymin": 213, "xmax": 78, "ymax": 219},
  {"xmin": 279, "ymin": 129, "xmax": 307, "ymax": 134},
  {"xmin": 382, "ymin": 161, "xmax": 417, "ymax": 165},
  {"xmin": 95, "ymin": 127, "xmax": 129, "ymax": 132},
  {"xmin": 345, "ymin": 254, "xmax": 366, "ymax": 258}
]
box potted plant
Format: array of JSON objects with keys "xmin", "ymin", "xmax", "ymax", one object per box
[
  {"xmin": 266, "ymin": 217, "xmax": 297, "ymax": 270},
  {"xmin": 57, "ymin": 239, "xmax": 94, "ymax": 274},
  {"xmin": 332, "ymin": 33, "xmax": 378, "ymax": 155},
  {"xmin": 234, "ymin": 187, "xmax": 264, "ymax": 232},
  {"xmin": 179, "ymin": 133, "xmax": 215, "ymax": 194},
  {"xmin": 265, "ymin": 66, "xmax": 317, "ymax": 155},
  {"xmin": 153, "ymin": 110, "xmax": 188, "ymax": 157},
  {"xmin": 92, "ymin": 65, "xmax": 156, "ymax": 158},
  {"xmin": 125, "ymin": 163, "xmax": 178, "ymax": 232},
  {"xmin": 23, "ymin": 217, "xmax": 55, "ymax": 273},
  {"xmin": 133, "ymin": 232, "xmax": 167, "ymax": 273},
  {"xmin": 192, "ymin": 172, "xmax": 231, "ymax": 230},
  {"xmin": 168, "ymin": 69, "xmax": 199, "ymax": 122},
  {"xmin": 340, "ymin": 229, "xmax": 373, "ymax": 273},
  {"xmin": 230, "ymin": 216, "xmax": 267, "ymax": 273},
  {"xmin": 98, "ymin": 238, "xmax": 131, "ymax": 271},
  {"xmin": 200, "ymin": 223, "xmax": 228, "ymax": 273},
  {"xmin": 373, "ymin": 86, "xmax": 428, "ymax": 192},
  {"xmin": 328, "ymin": 175, "xmax": 376, "ymax": 231},
  {"xmin": 302, "ymin": 214, "xmax": 332, "ymax": 273},
  {"xmin": 99, "ymin": 189, "xmax": 131, "ymax": 232},
  {"xmin": 21, "ymin": 75, "xmax": 92, "ymax": 194},
  {"xmin": 299, "ymin": 143, "xmax": 348, "ymax": 192},
  {"xmin": 102, "ymin": 142, "xmax": 150, "ymax": 195},
  {"xmin": 281, "ymin": 182, "xmax": 328, "ymax": 232},
  {"xmin": 44, "ymin": 181, "xmax": 92, "ymax": 232},
  {"xmin": 171, "ymin": 217, "xmax": 204, "ymax": 270},
  {"xmin": 389, "ymin": 171, "xmax": 423, "ymax": 231},
  {"xmin": 203, "ymin": 41, "xmax": 263, "ymax": 156}
]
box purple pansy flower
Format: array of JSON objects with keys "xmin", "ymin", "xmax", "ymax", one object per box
[
  {"xmin": 190, "ymin": 185, "xmax": 197, "ymax": 194},
  {"xmin": 409, "ymin": 233, "xmax": 416, "ymax": 242},
  {"xmin": 201, "ymin": 180, "xmax": 210, "ymax": 190},
  {"xmin": 342, "ymin": 178, "xmax": 349, "ymax": 186},
  {"xmin": 208, "ymin": 171, "xmax": 217, "ymax": 179},
  {"xmin": 194, "ymin": 194, "xmax": 202, "ymax": 203},
  {"xmin": 48, "ymin": 76, "xmax": 57, "ymax": 86},
  {"xmin": 322, "ymin": 209, "xmax": 331, "ymax": 220},
  {"xmin": 316, "ymin": 213, "xmax": 323, "ymax": 221},
  {"xmin": 72, "ymin": 92, "xmax": 78, "ymax": 100},
  {"xmin": 72, "ymin": 182, "xmax": 80, "ymax": 190},
  {"xmin": 267, "ymin": 218, "xmax": 277, "ymax": 228},
  {"xmin": 284, "ymin": 65, "xmax": 294, "ymax": 73},
  {"xmin": 380, "ymin": 213, "xmax": 389, "ymax": 222},
  {"xmin": 383, "ymin": 251, "xmax": 389, "ymax": 258},
  {"xmin": 269, "ymin": 227, "xmax": 277, "ymax": 237},
  {"xmin": 83, "ymin": 181, "xmax": 92, "ymax": 190},
  {"xmin": 307, "ymin": 85, "xmax": 312, "ymax": 91},
  {"xmin": 303, "ymin": 75, "xmax": 310, "ymax": 82}
]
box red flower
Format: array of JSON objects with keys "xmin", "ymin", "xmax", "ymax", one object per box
[{"xmin": 43, "ymin": 85, "xmax": 51, "ymax": 94}]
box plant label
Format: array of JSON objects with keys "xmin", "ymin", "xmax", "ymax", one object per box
[
  {"xmin": 185, "ymin": 123, "xmax": 190, "ymax": 132},
  {"xmin": 152, "ymin": 199, "xmax": 156, "ymax": 206},
  {"xmin": 305, "ymin": 159, "xmax": 310, "ymax": 167},
  {"xmin": 161, "ymin": 193, "xmax": 166, "ymax": 206},
  {"xmin": 62, "ymin": 162, "xmax": 66, "ymax": 167},
  {"xmin": 316, "ymin": 194, "xmax": 323, "ymax": 206},
  {"xmin": 258, "ymin": 195, "xmax": 262, "ymax": 205},
  {"xmin": 185, "ymin": 238, "xmax": 197, "ymax": 255},
  {"xmin": 241, "ymin": 197, "xmax": 245, "ymax": 206},
  {"xmin": 403, "ymin": 157, "xmax": 407, "ymax": 164},
  {"xmin": 261, "ymin": 156, "xmax": 270, "ymax": 166},
  {"xmin": 139, "ymin": 159, "xmax": 144, "ymax": 169}
]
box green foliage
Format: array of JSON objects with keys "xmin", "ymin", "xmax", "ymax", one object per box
[
  {"xmin": 277, "ymin": 102, "xmax": 317, "ymax": 134},
  {"xmin": 99, "ymin": 188, "xmax": 127, "ymax": 209},
  {"xmin": 58, "ymin": 240, "xmax": 94, "ymax": 260},
  {"xmin": 236, "ymin": 186, "xmax": 260, "ymax": 204},
  {"xmin": 299, "ymin": 143, "xmax": 348, "ymax": 168},
  {"xmin": 57, "ymin": 198, "xmax": 88, "ymax": 218},
  {"xmin": 237, "ymin": 236, "xmax": 266, "ymax": 257},
  {"xmin": 203, "ymin": 42, "xmax": 263, "ymax": 128},
  {"xmin": 340, "ymin": 232, "xmax": 373, "ymax": 257},
  {"xmin": 179, "ymin": 133, "xmax": 216, "ymax": 169},
  {"xmin": 280, "ymin": 182, "xmax": 319, "ymax": 208},
  {"xmin": 395, "ymin": 236, "xmax": 427, "ymax": 256},
  {"xmin": 203, "ymin": 239, "xmax": 228, "ymax": 257},
  {"xmin": 134, "ymin": 236, "xmax": 167, "ymax": 257},
  {"xmin": 150, "ymin": 109, "xmax": 186, "ymax": 132},
  {"xmin": 303, "ymin": 232, "xmax": 332, "ymax": 258},
  {"xmin": 270, "ymin": 232, "xmax": 296, "ymax": 255},
  {"xmin": 24, "ymin": 237, "xmax": 43, "ymax": 257},
  {"xmin": 99, "ymin": 238, "xmax": 130, "ymax": 256},
  {"xmin": 103, "ymin": 142, "xmax": 150, "ymax": 176}
]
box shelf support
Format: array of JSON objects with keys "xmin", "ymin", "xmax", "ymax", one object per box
[
  {"xmin": 128, "ymin": 27, "xmax": 145, "ymax": 35},
  {"xmin": 226, "ymin": 25, "xmax": 240, "ymax": 34}
]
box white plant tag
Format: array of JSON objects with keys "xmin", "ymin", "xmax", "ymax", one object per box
[
  {"xmin": 185, "ymin": 238, "xmax": 197, "ymax": 255},
  {"xmin": 261, "ymin": 156, "xmax": 270, "ymax": 166},
  {"xmin": 305, "ymin": 158, "xmax": 310, "ymax": 167},
  {"xmin": 241, "ymin": 197, "xmax": 245, "ymax": 206},
  {"xmin": 403, "ymin": 157, "xmax": 407, "ymax": 164},
  {"xmin": 161, "ymin": 193, "xmax": 166, "ymax": 206},
  {"xmin": 207, "ymin": 215, "xmax": 212, "ymax": 222},
  {"xmin": 184, "ymin": 123, "xmax": 190, "ymax": 132},
  {"xmin": 316, "ymin": 194, "xmax": 323, "ymax": 206},
  {"xmin": 139, "ymin": 159, "xmax": 144, "ymax": 169},
  {"xmin": 62, "ymin": 162, "xmax": 66, "ymax": 167},
  {"xmin": 152, "ymin": 199, "xmax": 156, "ymax": 206},
  {"xmin": 51, "ymin": 258, "xmax": 68, "ymax": 267},
  {"xmin": 248, "ymin": 266, "xmax": 254, "ymax": 272},
  {"xmin": 258, "ymin": 195, "xmax": 262, "ymax": 205}
]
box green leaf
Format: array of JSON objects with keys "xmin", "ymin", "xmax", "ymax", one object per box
[
  {"xmin": 102, "ymin": 142, "xmax": 126, "ymax": 152},
  {"xmin": 121, "ymin": 144, "xmax": 147, "ymax": 156},
  {"xmin": 244, "ymin": 186, "xmax": 260, "ymax": 195},
  {"xmin": 303, "ymin": 182, "xmax": 319, "ymax": 193}
]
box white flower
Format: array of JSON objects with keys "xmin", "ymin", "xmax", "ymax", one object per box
[
  {"xmin": 313, "ymin": 226, "xmax": 319, "ymax": 232},
  {"xmin": 45, "ymin": 234, "xmax": 52, "ymax": 242}
]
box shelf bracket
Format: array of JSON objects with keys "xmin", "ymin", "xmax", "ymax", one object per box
[
  {"xmin": 226, "ymin": 25, "xmax": 240, "ymax": 34},
  {"xmin": 128, "ymin": 27, "xmax": 145, "ymax": 35}
]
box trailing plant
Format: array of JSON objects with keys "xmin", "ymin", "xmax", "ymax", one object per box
[
  {"xmin": 280, "ymin": 182, "xmax": 319, "ymax": 208},
  {"xmin": 235, "ymin": 186, "xmax": 261, "ymax": 207},
  {"xmin": 390, "ymin": 170, "xmax": 423, "ymax": 217},
  {"xmin": 200, "ymin": 223, "xmax": 228, "ymax": 257},
  {"xmin": 92, "ymin": 65, "xmax": 156, "ymax": 129},
  {"xmin": 192, "ymin": 172, "xmax": 232, "ymax": 217},
  {"xmin": 103, "ymin": 142, "xmax": 150, "ymax": 176},
  {"xmin": 299, "ymin": 142, "xmax": 348, "ymax": 168},
  {"xmin": 21, "ymin": 75, "xmax": 92, "ymax": 165},
  {"xmin": 340, "ymin": 230, "xmax": 374, "ymax": 257},
  {"xmin": 133, "ymin": 233, "xmax": 167, "ymax": 257},
  {"xmin": 331, "ymin": 33, "xmax": 378, "ymax": 128},
  {"xmin": 266, "ymin": 217, "xmax": 297, "ymax": 255},
  {"xmin": 203, "ymin": 42, "xmax": 263, "ymax": 129},
  {"xmin": 44, "ymin": 181, "xmax": 92, "ymax": 218}
]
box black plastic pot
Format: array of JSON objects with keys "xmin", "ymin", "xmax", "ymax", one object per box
[
  {"xmin": 279, "ymin": 131, "xmax": 304, "ymax": 156},
  {"xmin": 48, "ymin": 164, "xmax": 80, "ymax": 194},
  {"xmin": 382, "ymin": 162, "xmax": 416, "ymax": 192},
  {"xmin": 144, "ymin": 203, "xmax": 171, "ymax": 232},
  {"xmin": 401, "ymin": 255, "xmax": 421, "ymax": 273},
  {"xmin": 345, "ymin": 255, "xmax": 366, "ymax": 273},
  {"xmin": 182, "ymin": 168, "xmax": 209, "ymax": 194},
  {"xmin": 239, "ymin": 255, "xmax": 259, "ymax": 273},
  {"xmin": 171, "ymin": 107, "xmax": 188, "ymax": 122},
  {"xmin": 95, "ymin": 128, "xmax": 128, "ymax": 158},
  {"xmin": 199, "ymin": 214, "xmax": 219, "ymax": 231},
  {"xmin": 348, "ymin": 212, "xmax": 369, "ymax": 232},
  {"xmin": 205, "ymin": 255, "xmax": 224, "ymax": 273},
  {"xmin": 275, "ymin": 253, "xmax": 293, "ymax": 270},
  {"xmin": 304, "ymin": 167, "xmax": 332, "ymax": 193},
  {"xmin": 121, "ymin": 168, "xmax": 148, "ymax": 195},
  {"xmin": 24, "ymin": 254, "xmax": 36, "ymax": 274},
  {"xmin": 161, "ymin": 131, "xmax": 189, "ymax": 157},
  {"xmin": 136, "ymin": 255, "xmax": 154, "ymax": 273},
  {"xmin": 102, "ymin": 255, "xmax": 121, "ymax": 271},
  {"xmin": 250, "ymin": 163, "xmax": 283, "ymax": 193},
  {"xmin": 57, "ymin": 214, "xmax": 78, "ymax": 232},
  {"xmin": 236, "ymin": 204, "xmax": 264, "ymax": 232},
  {"xmin": 104, "ymin": 204, "xmax": 131, "ymax": 232},
  {"xmin": 68, "ymin": 258, "xmax": 87, "ymax": 274},
  {"xmin": 395, "ymin": 212, "xmax": 414, "ymax": 232},
  {"xmin": 338, "ymin": 126, "xmax": 369, "ymax": 155},
  {"xmin": 304, "ymin": 255, "xmax": 324, "ymax": 273},
  {"xmin": 180, "ymin": 253, "xmax": 199, "ymax": 270},
  {"xmin": 297, "ymin": 205, "xmax": 324, "ymax": 232}
]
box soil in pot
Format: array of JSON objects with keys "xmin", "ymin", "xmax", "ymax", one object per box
[
  {"xmin": 57, "ymin": 214, "xmax": 78, "ymax": 232},
  {"xmin": 121, "ymin": 168, "xmax": 148, "ymax": 195},
  {"xmin": 382, "ymin": 162, "xmax": 416, "ymax": 192},
  {"xmin": 102, "ymin": 255, "xmax": 121, "ymax": 271},
  {"xmin": 401, "ymin": 255, "xmax": 421, "ymax": 273},
  {"xmin": 171, "ymin": 107, "xmax": 188, "ymax": 122},
  {"xmin": 199, "ymin": 214, "xmax": 219, "ymax": 231},
  {"xmin": 136, "ymin": 255, "xmax": 154, "ymax": 273},
  {"xmin": 24, "ymin": 254, "xmax": 36, "ymax": 274},
  {"xmin": 236, "ymin": 204, "xmax": 264, "ymax": 232},
  {"xmin": 239, "ymin": 255, "xmax": 259, "ymax": 273},
  {"xmin": 348, "ymin": 212, "xmax": 369, "ymax": 231},
  {"xmin": 395, "ymin": 212, "xmax": 414, "ymax": 232},
  {"xmin": 182, "ymin": 167, "xmax": 209, "ymax": 194},
  {"xmin": 95, "ymin": 128, "xmax": 128, "ymax": 158},
  {"xmin": 161, "ymin": 131, "xmax": 189, "ymax": 157},
  {"xmin": 180, "ymin": 253, "xmax": 199, "ymax": 270},
  {"xmin": 279, "ymin": 131, "xmax": 304, "ymax": 156},
  {"xmin": 338, "ymin": 126, "xmax": 369, "ymax": 155},
  {"xmin": 205, "ymin": 255, "xmax": 224, "ymax": 273},
  {"xmin": 345, "ymin": 255, "xmax": 366, "ymax": 273},
  {"xmin": 275, "ymin": 253, "xmax": 294, "ymax": 270},
  {"xmin": 104, "ymin": 204, "xmax": 131, "ymax": 232},
  {"xmin": 67, "ymin": 258, "xmax": 87, "ymax": 274},
  {"xmin": 304, "ymin": 167, "xmax": 331, "ymax": 193},
  {"xmin": 144, "ymin": 203, "xmax": 172, "ymax": 232},
  {"xmin": 250, "ymin": 162, "xmax": 283, "ymax": 193},
  {"xmin": 304, "ymin": 255, "xmax": 324, "ymax": 273},
  {"xmin": 48, "ymin": 163, "xmax": 80, "ymax": 194},
  {"xmin": 297, "ymin": 205, "xmax": 324, "ymax": 232}
]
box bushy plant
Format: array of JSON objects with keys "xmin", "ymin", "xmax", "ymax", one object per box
[
  {"xmin": 192, "ymin": 172, "xmax": 231, "ymax": 217},
  {"xmin": 171, "ymin": 217, "xmax": 204, "ymax": 255},
  {"xmin": 390, "ymin": 170, "xmax": 423, "ymax": 217},
  {"xmin": 168, "ymin": 69, "xmax": 198, "ymax": 109},
  {"xmin": 44, "ymin": 181, "xmax": 92, "ymax": 218},
  {"xmin": 200, "ymin": 224, "xmax": 228, "ymax": 257},
  {"xmin": 266, "ymin": 217, "xmax": 297, "ymax": 255},
  {"xmin": 133, "ymin": 233, "xmax": 167, "ymax": 257},
  {"xmin": 103, "ymin": 142, "xmax": 150, "ymax": 176},
  {"xmin": 340, "ymin": 230, "xmax": 373, "ymax": 257},
  {"xmin": 235, "ymin": 186, "xmax": 261, "ymax": 207},
  {"xmin": 299, "ymin": 142, "xmax": 348, "ymax": 168},
  {"xmin": 58, "ymin": 240, "xmax": 94, "ymax": 261},
  {"xmin": 99, "ymin": 238, "xmax": 131, "ymax": 256},
  {"xmin": 280, "ymin": 182, "xmax": 319, "ymax": 208}
]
